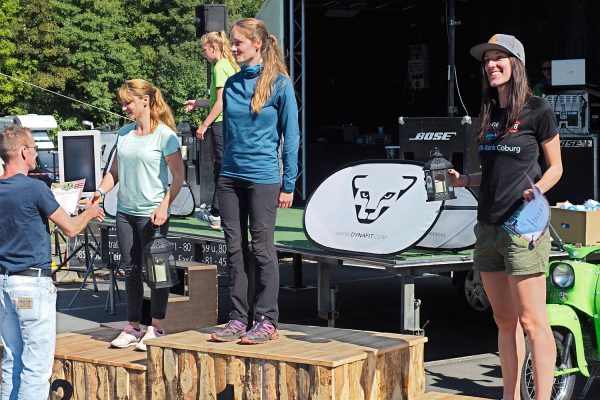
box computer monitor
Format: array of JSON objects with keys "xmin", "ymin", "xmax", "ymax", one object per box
[
  {"xmin": 58, "ymin": 130, "xmax": 101, "ymax": 197},
  {"xmin": 552, "ymin": 59, "xmax": 586, "ymax": 86}
]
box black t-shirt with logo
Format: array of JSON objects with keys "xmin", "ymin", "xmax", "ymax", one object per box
[{"xmin": 477, "ymin": 96, "xmax": 558, "ymax": 225}]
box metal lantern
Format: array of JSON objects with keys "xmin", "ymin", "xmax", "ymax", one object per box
[
  {"xmin": 423, "ymin": 147, "xmax": 456, "ymax": 202},
  {"xmin": 143, "ymin": 228, "xmax": 179, "ymax": 289},
  {"xmin": 177, "ymin": 118, "xmax": 196, "ymax": 162}
]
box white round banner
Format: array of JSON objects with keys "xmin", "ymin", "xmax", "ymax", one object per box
[
  {"xmin": 415, "ymin": 187, "xmax": 478, "ymax": 250},
  {"xmin": 303, "ymin": 161, "xmax": 442, "ymax": 255}
]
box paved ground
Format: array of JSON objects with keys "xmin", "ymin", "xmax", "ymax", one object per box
[
  {"xmin": 425, "ymin": 353, "xmax": 502, "ymax": 398},
  {"xmin": 53, "ymin": 261, "xmax": 599, "ymax": 399}
]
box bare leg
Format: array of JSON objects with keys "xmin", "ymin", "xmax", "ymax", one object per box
[
  {"xmin": 510, "ymin": 273, "xmax": 555, "ymax": 400},
  {"xmin": 481, "ymin": 271, "xmax": 522, "ymax": 400}
]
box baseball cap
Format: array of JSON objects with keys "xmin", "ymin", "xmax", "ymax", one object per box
[{"xmin": 470, "ymin": 34, "xmax": 525, "ymax": 65}]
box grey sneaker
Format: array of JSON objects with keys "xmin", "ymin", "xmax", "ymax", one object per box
[
  {"xmin": 135, "ymin": 326, "xmax": 165, "ymax": 351},
  {"xmin": 211, "ymin": 319, "xmax": 247, "ymax": 342},
  {"xmin": 195, "ymin": 209, "xmax": 221, "ymax": 229},
  {"xmin": 241, "ymin": 315, "xmax": 278, "ymax": 344},
  {"xmin": 110, "ymin": 325, "xmax": 144, "ymax": 348}
]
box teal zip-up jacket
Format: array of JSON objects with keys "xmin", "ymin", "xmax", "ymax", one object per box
[{"xmin": 221, "ymin": 64, "xmax": 300, "ymax": 192}]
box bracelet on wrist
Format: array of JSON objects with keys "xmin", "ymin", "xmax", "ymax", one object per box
[{"xmin": 96, "ymin": 188, "xmax": 105, "ymax": 199}]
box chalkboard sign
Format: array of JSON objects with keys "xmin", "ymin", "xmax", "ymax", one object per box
[
  {"xmin": 195, "ymin": 242, "xmax": 228, "ymax": 276},
  {"xmin": 70, "ymin": 226, "xmax": 195, "ymax": 266}
]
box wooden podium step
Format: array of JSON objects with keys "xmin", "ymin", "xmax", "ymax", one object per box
[
  {"xmin": 145, "ymin": 323, "xmax": 428, "ymax": 399},
  {"xmin": 140, "ymin": 262, "xmax": 217, "ymax": 332},
  {"xmin": 51, "ymin": 327, "xmax": 147, "ymax": 399},
  {"xmin": 101, "ymin": 261, "xmax": 218, "ymax": 334}
]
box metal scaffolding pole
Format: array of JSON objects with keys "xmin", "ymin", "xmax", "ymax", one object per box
[
  {"xmin": 447, "ymin": 0, "xmax": 457, "ymax": 116},
  {"xmin": 289, "ymin": 0, "xmax": 306, "ymax": 200}
]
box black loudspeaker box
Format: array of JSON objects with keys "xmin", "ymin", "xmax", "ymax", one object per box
[
  {"xmin": 546, "ymin": 134, "xmax": 599, "ymax": 206},
  {"xmin": 197, "ymin": 128, "xmax": 217, "ymax": 206},
  {"xmin": 398, "ymin": 116, "xmax": 480, "ymax": 175},
  {"xmin": 195, "ymin": 4, "xmax": 228, "ymax": 38}
]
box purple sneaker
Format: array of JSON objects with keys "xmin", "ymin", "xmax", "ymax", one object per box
[
  {"xmin": 211, "ymin": 319, "xmax": 247, "ymax": 342},
  {"xmin": 241, "ymin": 315, "xmax": 278, "ymax": 344}
]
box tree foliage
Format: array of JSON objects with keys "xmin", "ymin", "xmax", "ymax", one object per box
[
  {"xmin": 0, "ymin": 0, "xmax": 29, "ymax": 112},
  {"xmin": 0, "ymin": 0, "xmax": 264, "ymax": 129}
]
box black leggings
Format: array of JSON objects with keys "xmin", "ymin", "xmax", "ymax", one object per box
[
  {"xmin": 116, "ymin": 212, "xmax": 170, "ymax": 321},
  {"xmin": 210, "ymin": 122, "xmax": 223, "ymax": 216},
  {"xmin": 217, "ymin": 177, "xmax": 280, "ymax": 326}
]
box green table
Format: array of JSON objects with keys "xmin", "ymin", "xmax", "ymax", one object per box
[{"xmin": 140, "ymin": 207, "xmax": 475, "ymax": 271}]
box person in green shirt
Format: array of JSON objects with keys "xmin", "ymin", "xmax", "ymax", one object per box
[
  {"xmin": 533, "ymin": 59, "xmax": 551, "ymax": 97},
  {"xmin": 185, "ymin": 31, "xmax": 239, "ymax": 230}
]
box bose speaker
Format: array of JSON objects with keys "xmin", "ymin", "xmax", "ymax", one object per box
[
  {"xmin": 398, "ymin": 117, "xmax": 480, "ymax": 175},
  {"xmin": 545, "ymin": 134, "xmax": 599, "ymax": 206},
  {"xmin": 195, "ymin": 4, "xmax": 228, "ymax": 38}
]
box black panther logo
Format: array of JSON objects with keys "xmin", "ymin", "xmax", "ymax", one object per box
[{"xmin": 352, "ymin": 174, "xmax": 417, "ymax": 224}]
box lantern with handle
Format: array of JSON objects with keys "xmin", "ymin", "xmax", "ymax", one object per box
[
  {"xmin": 423, "ymin": 147, "xmax": 456, "ymax": 202},
  {"xmin": 177, "ymin": 117, "xmax": 196, "ymax": 163},
  {"xmin": 142, "ymin": 227, "xmax": 179, "ymax": 289}
]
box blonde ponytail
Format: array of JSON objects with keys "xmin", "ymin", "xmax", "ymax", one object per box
[{"xmin": 150, "ymin": 87, "xmax": 176, "ymax": 131}]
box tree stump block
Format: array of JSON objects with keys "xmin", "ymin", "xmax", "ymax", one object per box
[
  {"xmin": 146, "ymin": 323, "xmax": 428, "ymax": 400},
  {"xmin": 49, "ymin": 327, "xmax": 146, "ymax": 399}
]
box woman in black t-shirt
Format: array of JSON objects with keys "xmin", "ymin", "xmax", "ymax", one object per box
[{"xmin": 450, "ymin": 34, "xmax": 562, "ymax": 400}]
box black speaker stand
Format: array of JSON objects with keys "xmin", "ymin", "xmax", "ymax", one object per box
[{"xmin": 52, "ymin": 225, "xmax": 102, "ymax": 308}]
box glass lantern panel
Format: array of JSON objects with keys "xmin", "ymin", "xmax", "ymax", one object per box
[
  {"xmin": 434, "ymin": 173, "xmax": 447, "ymax": 194},
  {"xmin": 153, "ymin": 256, "xmax": 167, "ymax": 282},
  {"xmin": 425, "ymin": 174, "xmax": 434, "ymax": 195}
]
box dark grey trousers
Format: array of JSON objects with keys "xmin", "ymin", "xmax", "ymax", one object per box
[
  {"xmin": 209, "ymin": 122, "xmax": 223, "ymax": 217},
  {"xmin": 116, "ymin": 212, "xmax": 170, "ymax": 321},
  {"xmin": 217, "ymin": 177, "xmax": 280, "ymax": 326}
]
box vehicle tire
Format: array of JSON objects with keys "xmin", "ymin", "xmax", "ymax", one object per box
[
  {"xmin": 456, "ymin": 269, "xmax": 491, "ymax": 312},
  {"xmin": 520, "ymin": 330, "xmax": 576, "ymax": 400}
]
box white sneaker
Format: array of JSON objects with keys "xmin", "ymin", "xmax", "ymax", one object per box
[
  {"xmin": 195, "ymin": 209, "xmax": 221, "ymax": 229},
  {"xmin": 135, "ymin": 326, "xmax": 165, "ymax": 351},
  {"xmin": 110, "ymin": 325, "xmax": 144, "ymax": 348}
]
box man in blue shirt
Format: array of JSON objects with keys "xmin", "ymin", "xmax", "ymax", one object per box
[{"xmin": 0, "ymin": 125, "xmax": 104, "ymax": 399}]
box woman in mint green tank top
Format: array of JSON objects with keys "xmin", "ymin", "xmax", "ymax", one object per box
[{"xmin": 92, "ymin": 79, "xmax": 184, "ymax": 351}]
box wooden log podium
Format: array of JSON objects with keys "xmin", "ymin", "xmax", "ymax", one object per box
[
  {"xmin": 0, "ymin": 261, "xmax": 491, "ymax": 399},
  {"xmin": 145, "ymin": 324, "xmax": 428, "ymax": 400},
  {"xmin": 51, "ymin": 327, "xmax": 147, "ymax": 399},
  {"xmin": 0, "ymin": 327, "xmax": 490, "ymax": 399}
]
